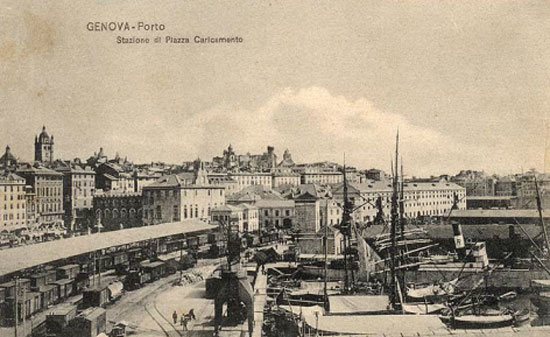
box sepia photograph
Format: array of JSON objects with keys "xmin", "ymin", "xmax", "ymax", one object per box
[{"xmin": 0, "ymin": 1, "xmax": 549, "ymax": 336}]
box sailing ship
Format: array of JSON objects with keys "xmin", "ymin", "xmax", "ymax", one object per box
[
  {"xmin": 265, "ymin": 132, "xmax": 531, "ymax": 335},
  {"xmin": 528, "ymin": 178, "xmax": 550, "ymax": 314}
]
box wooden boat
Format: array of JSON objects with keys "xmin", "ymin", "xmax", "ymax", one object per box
[
  {"xmin": 402, "ymin": 302, "xmax": 446, "ymax": 315},
  {"xmin": 440, "ymin": 309, "xmax": 529, "ymax": 329},
  {"xmin": 513, "ymin": 308, "xmax": 531, "ymax": 327},
  {"xmin": 531, "ymin": 292, "xmax": 550, "ymax": 314},
  {"xmin": 406, "ymin": 279, "xmax": 458, "ymax": 301}
]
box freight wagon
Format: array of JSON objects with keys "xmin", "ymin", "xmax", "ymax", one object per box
[
  {"xmin": 56, "ymin": 264, "xmax": 80, "ymax": 280},
  {"xmin": 30, "ymin": 270, "xmax": 57, "ymax": 289},
  {"xmin": 45, "ymin": 303, "xmax": 78, "ymax": 337},
  {"xmin": 124, "ymin": 270, "xmax": 151, "ymax": 290},
  {"xmin": 111, "ymin": 252, "xmax": 129, "ymax": 266},
  {"xmin": 51, "ymin": 278, "xmax": 74, "ymax": 301},
  {"xmin": 4, "ymin": 291, "xmax": 43, "ymax": 324},
  {"xmin": 63, "ymin": 307, "xmax": 106, "ymax": 337},
  {"xmin": 81, "ymin": 285, "xmax": 109, "ymax": 309},
  {"xmin": 140, "ymin": 260, "xmax": 166, "ymax": 282},
  {"xmin": 38, "ymin": 284, "xmax": 59, "ymax": 308},
  {"xmin": 73, "ymin": 273, "xmax": 91, "ymax": 294},
  {"xmin": 0, "ymin": 278, "xmax": 31, "ymax": 299}
]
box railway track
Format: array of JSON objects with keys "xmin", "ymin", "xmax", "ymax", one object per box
[
  {"xmin": 144, "ymin": 302, "xmax": 172, "ymax": 337},
  {"xmin": 154, "ymin": 300, "xmax": 184, "ymax": 337},
  {"xmin": 143, "ymin": 290, "xmax": 185, "ymax": 337}
]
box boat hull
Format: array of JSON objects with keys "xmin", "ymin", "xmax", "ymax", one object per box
[{"xmin": 531, "ymin": 293, "xmax": 550, "ymax": 314}]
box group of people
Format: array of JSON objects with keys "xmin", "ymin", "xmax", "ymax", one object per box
[{"xmin": 172, "ymin": 309, "xmax": 196, "ymax": 331}]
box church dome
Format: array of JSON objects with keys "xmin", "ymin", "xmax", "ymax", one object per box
[{"xmin": 39, "ymin": 126, "xmax": 50, "ymax": 142}]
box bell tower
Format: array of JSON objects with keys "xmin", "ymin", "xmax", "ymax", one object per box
[{"xmin": 34, "ymin": 126, "xmax": 54, "ymax": 163}]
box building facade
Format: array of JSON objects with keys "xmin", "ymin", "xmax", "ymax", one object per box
[
  {"xmin": 254, "ymin": 199, "xmax": 295, "ymax": 231},
  {"xmin": 0, "ymin": 172, "xmax": 27, "ymax": 232},
  {"xmin": 451, "ymin": 170, "xmax": 496, "ymax": 196},
  {"xmin": 211, "ymin": 204, "xmax": 245, "ymax": 232},
  {"xmin": 93, "ymin": 191, "xmax": 143, "ymax": 231},
  {"xmin": 208, "ymin": 173, "xmax": 240, "ymax": 195},
  {"xmin": 142, "ymin": 164, "xmax": 226, "ymax": 225},
  {"xmin": 95, "ymin": 162, "xmax": 134, "ymax": 193},
  {"xmin": 294, "ymin": 192, "xmax": 321, "ymax": 233},
  {"xmin": 299, "ymin": 168, "xmax": 343, "ymax": 185},
  {"xmin": 55, "ymin": 164, "xmax": 96, "ymax": 231},
  {"xmin": 229, "ymin": 172, "xmax": 273, "ymax": 190},
  {"xmin": 16, "ymin": 165, "xmax": 64, "ymax": 226},
  {"xmin": 272, "ymin": 170, "xmax": 301, "ymax": 188},
  {"xmin": 332, "ymin": 180, "xmax": 466, "ymax": 223}
]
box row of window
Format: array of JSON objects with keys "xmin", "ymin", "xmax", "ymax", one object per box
[
  {"xmin": 2, "ymin": 202, "xmax": 25, "ymax": 210},
  {"xmin": 38, "ymin": 186, "xmax": 62, "ymax": 197},
  {"xmin": 262, "ymin": 209, "xmax": 292, "ymax": 217},
  {"xmin": 97, "ymin": 208, "xmax": 140, "ymax": 219},
  {"xmin": 3, "ymin": 194, "xmax": 24, "ymax": 201},
  {"xmin": 2, "ymin": 213, "xmax": 25, "ymax": 220},
  {"xmin": 0, "ymin": 185, "xmax": 24, "ymax": 192}
]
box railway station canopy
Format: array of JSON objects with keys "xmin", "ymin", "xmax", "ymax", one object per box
[{"xmin": 0, "ymin": 220, "xmax": 216, "ymax": 277}]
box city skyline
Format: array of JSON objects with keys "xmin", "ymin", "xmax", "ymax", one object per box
[{"xmin": 1, "ymin": 0, "xmax": 548, "ymax": 176}]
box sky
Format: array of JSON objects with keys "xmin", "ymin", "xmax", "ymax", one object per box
[{"xmin": 0, "ymin": 0, "xmax": 548, "ymax": 177}]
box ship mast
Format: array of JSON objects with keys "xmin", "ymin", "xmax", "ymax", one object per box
[
  {"xmin": 390, "ymin": 131, "xmax": 400, "ymax": 308},
  {"xmin": 535, "ymin": 177, "xmax": 550, "ymax": 253},
  {"xmin": 341, "ymin": 156, "xmax": 354, "ymax": 292}
]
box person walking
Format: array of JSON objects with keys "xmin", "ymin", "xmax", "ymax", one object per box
[
  {"xmin": 181, "ymin": 314, "xmax": 189, "ymax": 331},
  {"xmin": 189, "ymin": 308, "xmax": 196, "ymax": 320},
  {"xmin": 172, "ymin": 310, "xmax": 178, "ymax": 324}
]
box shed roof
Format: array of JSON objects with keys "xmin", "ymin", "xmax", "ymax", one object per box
[{"xmin": 0, "ymin": 220, "xmax": 215, "ymax": 277}]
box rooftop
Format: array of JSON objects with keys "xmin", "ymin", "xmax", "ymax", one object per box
[
  {"xmin": 254, "ymin": 199, "xmax": 295, "ymax": 208},
  {"xmin": 0, "ymin": 220, "xmax": 215, "ymax": 277},
  {"xmin": 17, "ymin": 165, "xmax": 62, "ymax": 176},
  {"xmin": 451, "ymin": 209, "xmax": 550, "ymax": 218}
]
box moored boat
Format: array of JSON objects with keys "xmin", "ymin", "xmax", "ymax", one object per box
[
  {"xmin": 440, "ymin": 309, "xmax": 529, "ymax": 329},
  {"xmin": 531, "ymin": 292, "xmax": 550, "ymax": 314}
]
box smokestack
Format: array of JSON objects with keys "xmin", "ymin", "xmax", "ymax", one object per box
[{"xmin": 452, "ymin": 222, "xmax": 466, "ymax": 260}]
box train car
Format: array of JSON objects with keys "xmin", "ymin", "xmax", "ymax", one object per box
[
  {"xmin": 38, "ymin": 284, "xmax": 59, "ymax": 308},
  {"xmin": 73, "ymin": 273, "xmax": 91, "ymax": 294},
  {"xmin": 56, "ymin": 264, "xmax": 80, "ymax": 280},
  {"xmin": 3, "ymin": 290, "xmax": 43, "ymax": 324},
  {"xmin": 112, "ymin": 252, "xmax": 129, "ymax": 266},
  {"xmin": 30, "ymin": 270, "xmax": 57, "ymax": 289},
  {"xmin": 52, "ymin": 278, "xmax": 74, "ymax": 301},
  {"xmin": 140, "ymin": 261, "xmax": 166, "ymax": 282},
  {"xmin": 208, "ymin": 232, "xmax": 221, "ymax": 245},
  {"xmin": 158, "ymin": 256, "xmax": 178, "ymax": 275},
  {"xmin": 81, "ymin": 284, "xmax": 109, "ymax": 309},
  {"xmin": 198, "ymin": 233, "xmax": 209, "ymax": 246},
  {"xmin": 112, "ymin": 252, "xmax": 130, "ymax": 275},
  {"xmin": 22, "ymin": 291, "xmax": 43, "ymax": 317},
  {"xmin": 0, "ymin": 278, "xmax": 31, "ymax": 299},
  {"xmin": 63, "ymin": 307, "xmax": 106, "ymax": 337},
  {"xmin": 96, "ymin": 255, "xmax": 114, "ymax": 272},
  {"xmin": 106, "ymin": 281, "xmax": 124, "ymax": 302},
  {"xmin": 165, "ymin": 238, "xmax": 185, "ymax": 253},
  {"xmin": 124, "ymin": 270, "xmax": 151, "ymax": 290},
  {"xmin": 45, "ymin": 303, "xmax": 78, "ymax": 337},
  {"xmin": 187, "ymin": 236, "xmax": 199, "ymax": 249}
]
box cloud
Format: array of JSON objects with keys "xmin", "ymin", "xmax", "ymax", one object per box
[{"xmin": 181, "ymin": 86, "xmax": 469, "ymax": 176}]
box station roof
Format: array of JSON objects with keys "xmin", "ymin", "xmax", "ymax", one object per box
[
  {"xmin": 0, "ymin": 220, "xmax": 215, "ymax": 277},
  {"xmin": 466, "ymin": 196, "xmax": 517, "ymax": 200}
]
